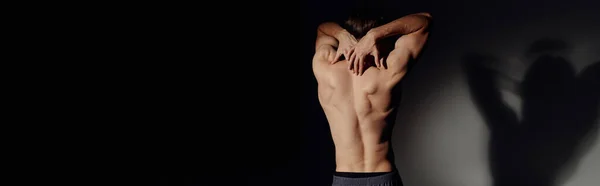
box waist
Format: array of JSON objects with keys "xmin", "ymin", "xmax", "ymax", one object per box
[
  {"xmin": 335, "ymin": 158, "xmax": 394, "ymax": 172},
  {"xmin": 335, "ymin": 144, "xmax": 394, "ymax": 172}
]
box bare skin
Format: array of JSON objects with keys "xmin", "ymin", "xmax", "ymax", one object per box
[{"xmin": 313, "ymin": 13, "xmax": 432, "ymax": 172}]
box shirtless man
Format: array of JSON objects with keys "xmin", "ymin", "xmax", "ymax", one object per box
[{"xmin": 312, "ymin": 9, "xmax": 432, "ymax": 186}]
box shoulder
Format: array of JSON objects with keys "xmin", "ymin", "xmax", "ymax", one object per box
[
  {"xmin": 313, "ymin": 46, "xmax": 339, "ymax": 83},
  {"xmin": 313, "ymin": 45, "xmax": 335, "ymax": 69}
]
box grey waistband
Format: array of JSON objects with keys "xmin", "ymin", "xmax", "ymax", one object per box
[{"xmin": 332, "ymin": 170, "xmax": 401, "ymax": 186}]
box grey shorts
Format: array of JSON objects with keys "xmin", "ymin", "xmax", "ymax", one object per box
[{"xmin": 331, "ymin": 170, "xmax": 402, "ymax": 186}]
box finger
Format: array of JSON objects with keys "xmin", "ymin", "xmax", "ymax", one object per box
[
  {"xmin": 358, "ymin": 56, "xmax": 365, "ymax": 76},
  {"xmin": 356, "ymin": 56, "xmax": 361, "ymax": 75},
  {"xmin": 332, "ymin": 51, "xmax": 342, "ymax": 64},
  {"xmin": 354, "ymin": 54, "xmax": 360, "ymax": 75},
  {"xmin": 347, "ymin": 51, "xmax": 351, "ymax": 70},
  {"xmin": 349, "ymin": 51, "xmax": 357, "ymax": 70},
  {"xmin": 347, "ymin": 52, "xmax": 352, "ymax": 70},
  {"xmin": 380, "ymin": 57, "xmax": 386, "ymax": 69},
  {"xmin": 373, "ymin": 51, "xmax": 380, "ymax": 68},
  {"xmin": 345, "ymin": 49, "xmax": 353, "ymax": 61}
]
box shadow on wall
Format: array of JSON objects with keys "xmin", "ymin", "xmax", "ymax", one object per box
[{"xmin": 463, "ymin": 38, "xmax": 600, "ymax": 186}]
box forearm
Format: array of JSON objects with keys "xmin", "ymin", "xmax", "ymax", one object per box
[
  {"xmin": 318, "ymin": 22, "xmax": 348, "ymax": 39},
  {"xmin": 316, "ymin": 22, "xmax": 350, "ymax": 49},
  {"xmin": 368, "ymin": 13, "xmax": 431, "ymax": 40}
]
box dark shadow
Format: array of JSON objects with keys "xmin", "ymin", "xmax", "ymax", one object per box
[
  {"xmin": 526, "ymin": 38, "xmax": 569, "ymax": 54},
  {"xmin": 463, "ymin": 38, "xmax": 600, "ymax": 186}
]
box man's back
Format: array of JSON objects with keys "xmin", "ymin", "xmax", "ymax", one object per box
[
  {"xmin": 313, "ymin": 57, "xmax": 402, "ymax": 172},
  {"xmin": 312, "ymin": 12, "xmax": 431, "ymax": 185}
]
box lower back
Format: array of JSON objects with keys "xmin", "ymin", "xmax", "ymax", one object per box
[
  {"xmin": 334, "ymin": 139, "xmax": 394, "ymax": 172},
  {"xmin": 324, "ymin": 107, "xmax": 396, "ymax": 172}
]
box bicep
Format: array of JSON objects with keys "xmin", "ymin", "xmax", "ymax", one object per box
[
  {"xmin": 393, "ymin": 28, "xmax": 430, "ymax": 62},
  {"xmin": 384, "ymin": 30, "xmax": 430, "ymax": 81}
]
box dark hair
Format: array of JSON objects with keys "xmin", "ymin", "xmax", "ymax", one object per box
[{"xmin": 342, "ymin": 1, "xmax": 386, "ymax": 39}]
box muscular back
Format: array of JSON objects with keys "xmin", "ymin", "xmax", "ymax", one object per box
[
  {"xmin": 313, "ymin": 50, "xmax": 404, "ymax": 172},
  {"xmin": 313, "ymin": 13, "xmax": 431, "ymax": 172}
]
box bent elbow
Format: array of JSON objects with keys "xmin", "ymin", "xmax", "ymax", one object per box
[{"xmin": 417, "ymin": 12, "xmax": 432, "ymax": 19}]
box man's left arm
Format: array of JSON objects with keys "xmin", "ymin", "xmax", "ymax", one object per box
[
  {"xmin": 314, "ymin": 22, "xmax": 343, "ymax": 64},
  {"xmin": 316, "ymin": 22, "xmax": 348, "ymax": 50},
  {"xmin": 316, "ymin": 22, "xmax": 360, "ymax": 64},
  {"xmin": 313, "ymin": 23, "xmax": 342, "ymax": 86}
]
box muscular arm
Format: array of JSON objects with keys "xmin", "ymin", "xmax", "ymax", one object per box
[
  {"xmin": 370, "ymin": 13, "xmax": 431, "ymax": 41},
  {"xmin": 315, "ymin": 22, "xmax": 345, "ymax": 51},
  {"xmin": 368, "ymin": 13, "xmax": 432, "ymax": 81},
  {"xmin": 313, "ymin": 23, "xmax": 341, "ymax": 74}
]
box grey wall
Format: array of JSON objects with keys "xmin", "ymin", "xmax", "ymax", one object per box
[{"xmin": 391, "ymin": 1, "xmax": 599, "ymax": 186}]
